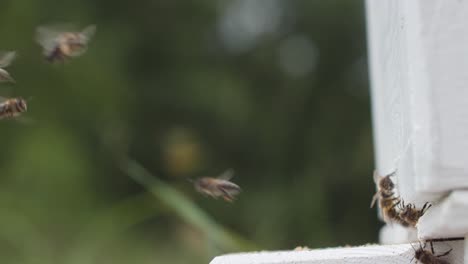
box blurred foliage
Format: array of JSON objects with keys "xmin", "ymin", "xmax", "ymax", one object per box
[{"xmin": 0, "ymin": 0, "xmax": 378, "ymax": 263}]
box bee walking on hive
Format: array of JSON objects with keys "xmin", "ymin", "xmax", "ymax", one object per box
[
  {"xmin": 36, "ymin": 24, "xmax": 96, "ymax": 63},
  {"xmin": 411, "ymin": 241, "xmax": 452, "ymax": 264},
  {"xmin": 399, "ymin": 200, "xmax": 432, "ymax": 227},
  {"xmin": 0, "ymin": 51, "xmax": 16, "ymax": 83},
  {"xmin": 370, "ymin": 170, "xmax": 403, "ymax": 224},
  {"xmin": 0, "ymin": 97, "xmax": 27, "ymax": 119},
  {"xmin": 370, "ymin": 170, "xmax": 397, "ymax": 207},
  {"xmin": 191, "ymin": 169, "xmax": 241, "ymax": 202}
]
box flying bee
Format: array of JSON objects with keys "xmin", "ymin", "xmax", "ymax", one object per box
[
  {"xmin": 0, "ymin": 97, "xmax": 27, "ymax": 119},
  {"xmin": 411, "ymin": 241, "xmax": 452, "ymax": 264},
  {"xmin": 399, "ymin": 200, "xmax": 432, "ymax": 227},
  {"xmin": 191, "ymin": 169, "xmax": 241, "ymax": 202},
  {"xmin": 0, "ymin": 51, "xmax": 16, "ymax": 83},
  {"xmin": 36, "ymin": 24, "xmax": 96, "ymax": 63}
]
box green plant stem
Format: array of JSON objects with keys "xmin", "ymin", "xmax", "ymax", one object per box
[{"xmin": 65, "ymin": 193, "xmax": 166, "ymax": 264}]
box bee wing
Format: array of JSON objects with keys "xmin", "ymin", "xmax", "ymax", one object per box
[
  {"xmin": 36, "ymin": 26, "xmax": 63, "ymax": 53},
  {"xmin": 0, "ymin": 96, "xmax": 8, "ymax": 103},
  {"xmin": 80, "ymin": 24, "xmax": 96, "ymax": 42},
  {"xmin": 0, "ymin": 69, "xmax": 14, "ymax": 83},
  {"xmin": 221, "ymin": 182, "xmax": 241, "ymax": 193},
  {"xmin": 370, "ymin": 170, "xmax": 382, "ymax": 208},
  {"xmin": 218, "ymin": 168, "xmax": 235, "ymax": 181},
  {"xmin": 0, "ymin": 51, "xmax": 16, "ymax": 68},
  {"xmin": 64, "ymin": 25, "xmax": 96, "ymax": 58},
  {"xmin": 36, "ymin": 23, "xmax": 78, "ymax": 49},
  {"xmin": 373, "ymin": 170, "xmax": 381, "ymax": 185},
  {"xmin": 370, "ymin": 191, "xmax": 380, "ymax": 208},
  {"xmin": 219, "ymin": 182, "xmax": 241, "ymax": 202}
]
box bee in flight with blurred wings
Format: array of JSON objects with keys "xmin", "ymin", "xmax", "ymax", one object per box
[
  {"xmin": 0, "ymin": 51, "xmax": 16, "ymax": 83},
  {"xmin": 192, "ymin": 169, "xmax": 241, "ymax": 202},
  {"xmin": 0, "ymin": 96, "xmax": 27, "ymax": 119},
  {"xmin": 36, "ymin": 24, "xmax": 96, "ymax": 63}
]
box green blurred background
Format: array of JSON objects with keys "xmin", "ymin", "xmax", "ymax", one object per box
[{"xmin": 0, "ymin": 0, "xmax": 378, "ymax": 263}]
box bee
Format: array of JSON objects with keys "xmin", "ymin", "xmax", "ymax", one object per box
[
  {"xmin": 370, "ymin": 170, "xmax": 396, "ymax": 207},
  {"xmin": 399, "ymin": 200, "xmax": 432, "ymax": 227},
  {"xmin": 370, "ymin": 170, "xmax": 402, "ymax": 223},
  {"xmin": 36, "ymin": 24, "xmax": 96, "ymax": 63},
  {"xmin": 0, "ymin": 51, "xmax": 16, "ymax": 83},
  {"xmin": 379, "ymin": 195, "xmax": 403, "ymax": 224},
  {"xmin": 0, "ymin": 97, "xmax": 27, "ymax": 119},
  {"xmin": 411, "ymin": 241, "xmax": 452, "ymax": 264},
  {"xmin": 192, "ymin": 169, "xmax": 241, "ymax": 202}
]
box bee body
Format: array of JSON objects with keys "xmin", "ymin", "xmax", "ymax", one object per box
[
  {"xmin": 193, "ymin": 170, "xmax": 241, "ymax": 202},
  {"xmin": 371, "ymin": 171, "xmax": 404, "ymax": 224},
  {"xmin": 46, "ymin": 45, "xmax": 67, "ymax": 63},
  {"xmin": 399, "ymin": 201, "xmax": 431, "ymax": 227},
  {"xmin": 413, "ymin": 242, "xmax": 451, "ymax": 264},
  {"xmin": 36, "ymin": 25, "xmax": 96, "ymax": 63},
  {"xmin": 415, "ymin": 252, "xmax": 449, "ymax": 264},
  {"xmin": 379, "ymin": 197, "xmax": 401, "ymax": 223},
  {"xmin": 378, "ymin": 174, "xmax": 395, "ymax": 196},
  {"xmin": 0, "ymin": 68, "xmax": 13, "ymax": 82},
  {"xmin": 0, "ymin": 51, "xmax": 16, "ymax": 82},
  {"xmin": 0, "ymin": 98, "xmax": 27, "ymax": 119},
  {"xmin": 370, "ymin": 171, "xmax": 396, "ymax": 207}
]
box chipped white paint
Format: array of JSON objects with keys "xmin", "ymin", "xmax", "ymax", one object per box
[{"xmin": 211, "ymin": 241, "xmax": 463, "ymax": 264}]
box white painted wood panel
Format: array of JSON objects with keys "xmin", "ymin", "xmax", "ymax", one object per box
[
  {"xmin": 369, "ymin": 0, "xmax": 468, "ymax": 198},
  {"xmin": 366, "ymin": 0, "xmax": 412, "ymax": 193},
  {"xmin": 408, "ymin": 0, "xmax": 468, "ymax": 194},
  {"xmin": 418, "ymin": 191, "xmax": 468, "ymax": 240},
  {"xmin": 367, "ymin": 0, "xmax": 468, "ymax": 257},
  {"xmin": 211, "ymin": 241, "xmax": 464, "ymax": 264},
  {"xmin": 379, "ymin": 225, "xmax": 417, "ymax": 245}
]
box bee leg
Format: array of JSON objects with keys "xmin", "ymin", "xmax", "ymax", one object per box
[
  {"xmin": 220, "ymin": 189, "xmax": 234, "ymax": 202},
  {"xmin": 430, "ymin": 241, "xmax": 435, "ymax": 254},
  {"xmin": 435, "ymin": 248, "xmax": 452, "ymax": 258},
  {"xmin": 222, "ymin": 196, "xmax": 233, "ymax": 202},
  {"xmin": 420, "ymin": 241, "xmax": 426, "ymax": 251},
  {"xmin": 421, "ymin": 202, "xmax": 432, "ymax": 215},
  {"xmin": 423, "ymin": 202, "xmax": 431, "ymax": 210},
  {"xmin": 397, "ymin": 199, "xmax": 405, "ymax": 210},
  {"xmin": 386, "ymin": 170, "xmax": 397, "ymax": 177},
  {"xmin": 390, "ymin": 199, "xmax": 401, "ymax": 209}
]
